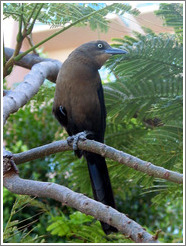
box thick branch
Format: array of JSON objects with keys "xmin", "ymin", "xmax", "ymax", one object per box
[
  {"xmin": 3, "ymin": 60, "xmax": 61, "ymax": 125},
  {"xmin": 13, "ymin": 139, "xmax": 183, "ymax": 184},
  {"xmin": 3, "ymin": 172, "xmax": 159, "ymax": 243},
  {"xmin": 4, "ymin": 47, "xmax": 61, "ymax": 82}
]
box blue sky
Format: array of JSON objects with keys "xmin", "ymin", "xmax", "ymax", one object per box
[
  {"xmin": 79, "ymin": 2, "xmax": 160, "ymax": 12},
  {"xmin": 129, "ymin": 2, "xmax": 160, "ymax": 12}
]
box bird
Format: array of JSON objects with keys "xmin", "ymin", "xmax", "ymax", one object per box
[{"xmin": 52, "ymin": 40, "xmax": 127, "ymax": 234}]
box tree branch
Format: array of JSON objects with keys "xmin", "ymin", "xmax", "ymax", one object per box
[
  {"xmin": 12, "ymin": 138, "xmax": 183, "ymax": 184},
  {"xmin": 3, "ymin": 172, "xmax": 159, "ymax": 243},
  {"xmin": 4, "ymin": 47, "xmax": 61, "ymax": 82},
  {"xmin": 3, "ymin": 59, "xmax": 61, "ymax": 125}
]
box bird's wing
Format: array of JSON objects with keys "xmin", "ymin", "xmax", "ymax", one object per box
[
  {"xmin": 97, "ymin": 82, "xmax": 106, "ymax": 143},
  {"xmin": 53, "ymin": 106, "xmax": 68, "ymax": 129}
]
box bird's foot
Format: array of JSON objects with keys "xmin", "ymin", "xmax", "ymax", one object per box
[{"xmin": 67, "ymin": 131, "xmax": 93, "ymax": 151}]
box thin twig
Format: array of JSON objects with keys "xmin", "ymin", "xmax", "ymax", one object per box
[{"xmin": 26, "ymin": 35, "xmax": 38, "ymax": 54}]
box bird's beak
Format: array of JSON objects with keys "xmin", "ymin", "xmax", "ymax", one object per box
[{"xmin": 104, "ymin": 47, "xmax": 128, "ymax": 55}]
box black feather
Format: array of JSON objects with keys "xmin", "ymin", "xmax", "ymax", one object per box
[
  {"xmin": 85, "ymin": 152, "xmax": 117, "ymax": 234},
  {"xmin": 53, "ymin": 106, "xmax": 68, "ymax": 128}
]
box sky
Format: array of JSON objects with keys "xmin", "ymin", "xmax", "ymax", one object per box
[{"xmin": 129, "ymin": 2, "xmax": 160, "ymax": 13}]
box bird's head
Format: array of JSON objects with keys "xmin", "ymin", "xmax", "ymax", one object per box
[{"xmin": 71, "ymin": 40, "xmax": 128, "ymax": 69}]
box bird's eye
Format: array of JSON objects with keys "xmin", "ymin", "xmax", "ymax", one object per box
[{"xmin": 97, "ymin": 43, "xmax": 103, "ymax": 49}]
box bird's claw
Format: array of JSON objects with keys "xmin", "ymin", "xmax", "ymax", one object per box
[{"xmin": 67, "ymin": 131, "xmax": 92, "ymax": 151}]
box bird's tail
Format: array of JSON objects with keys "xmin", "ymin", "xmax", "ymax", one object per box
[{"xmin": 85, "ymin": 152, "xmax": 117, "ymax": 234}]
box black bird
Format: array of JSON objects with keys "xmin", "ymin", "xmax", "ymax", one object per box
[{"xmin": 53, "ymin": 40, "xmax": 127, "ymax": 234}]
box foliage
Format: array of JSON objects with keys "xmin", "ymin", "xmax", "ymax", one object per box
[
  {"xmin": 3, "ymin": 195, "xmax": 46, "ymax": 243},
  {"xmin": 105, "ymin": 32, "xmax": 182, "ymax": 171},
  {"xmin": 155, "ymin": 3, "xmax": 183, "ymax": 43},
  {"xmin": 3, "ymin": 3, "xmax": 139, "ymax": 29},
  {"xmin": 103, "ymin": 3, "xmax": 183, "ymax": 243},
  {"xmin": 3, "ymin": 2, "xmax": 183, "ymax": 244},
  {"xmin": 105, "ymin": 31, "xmax": 182, "ymax": 187},
  {"xmin": 47, "ymin": 210, "xmax": 132, "ymax": 243}
]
